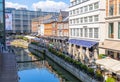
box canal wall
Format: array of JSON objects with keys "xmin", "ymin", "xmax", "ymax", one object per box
[
  {"xmin": 29, "ymin": 48, "xmax": 43, "ymax": 58},
  {"xmin": 29, "ymin": 44, "xmax": 99, "ymax": 82}
]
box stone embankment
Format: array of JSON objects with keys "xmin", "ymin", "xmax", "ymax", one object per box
[{"xmin": 29, "ymin": 44, "xmax": 99, "ymax": 82}]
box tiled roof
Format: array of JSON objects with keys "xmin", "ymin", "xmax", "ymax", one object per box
[
  {"xmin": 61, "ymin": 11, "xmax": 69, "ymax": 18},
  {"xmin": 62, "ymin": 16, "xmax": 69, "ymax": 22}
]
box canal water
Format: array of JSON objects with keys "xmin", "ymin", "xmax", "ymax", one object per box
[{"xmin": 14, "ymin": 47, "xmax": 81, "ymax": 82}]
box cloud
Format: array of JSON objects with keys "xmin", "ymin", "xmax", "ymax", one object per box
[
  {"xmin": 32, "ymin": 0, "xmax": 69, "ymax": 12},
  {"xmin": 5, "ymin": 2, "xmax": 28, "ymax": 9}
]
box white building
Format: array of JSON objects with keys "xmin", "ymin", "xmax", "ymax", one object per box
[{"xmin": 68, "ymin": 0, "xmax": 106, "ymax": 61}]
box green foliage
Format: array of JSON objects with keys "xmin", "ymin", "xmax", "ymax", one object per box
[
  {"xmin": 15, "ymin": 35, "xmax": 29, "ymax": 42},
  {"xmin": 95, "ymin": 72, "xmax": 104, "ymax": 81},
  {"xmin": 48, "ymin": 47, "xmax": 105, "ymax": 81},
  {"xmin": 106, "ymin": 77, "xmax": 116, "ymax": 82},
  {"xmin": 87, "ymin": 68, "xmax": 94, "ymax": 76},
  {"xmin": 23, "ymin": 37, "xmax": 29, "ymax": 41},
  {"xmin": 98, "ymin": 54, "xmax": 107, "ymax": 59},
  {"xmin": 15, "ymin": 35, "xmax": 23, "ymax": 39},
  {"xmin": 31, "ymin": 41, "xmax": 39, "ymax": 45}
]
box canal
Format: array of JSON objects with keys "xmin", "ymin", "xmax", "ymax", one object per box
[{"xmin": 14, "ymin": 47, "xmax": 81, "ymax": 82}]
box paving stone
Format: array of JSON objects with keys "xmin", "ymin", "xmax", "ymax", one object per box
[{"xmin": 0, "ymin": 53, "xmax": 18, "ymax": 82}]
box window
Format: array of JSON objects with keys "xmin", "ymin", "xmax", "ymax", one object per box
[
  {"xmin": 69, "ymin": 11, "xmax": 72, "ymax": 16},
  {"xmin": 83, "ymin": 0, "xmax": 88, "ymax": 2},
  {"xmin": 108, "ymin": 23, "xmax": 114, "ymax": 38},
  {"xmin": 73, "ymin": 1, "xmax": 76, "ymax": 5},
  {"xmin": 94, "ymin": 2, "xmax": 99, "ymax": 9},
  {"xmin": 80, "ymin": 18, "xmax": 83, "ymax": 23},
  {"xmin": 73, "ymin": 29, "xmax": 75, "ymax": 36},
  {"xmin": 75, "ymin": 0, "xmax": 77, "ymax": 5},
  {"xmin": 89, "ymin": 16, "xmax": 93, "ymax": 22},
  {"xmin": 76, "ymin": 18, "xmax": 79, "ymax": 24},
  {"xmin": 80, "ymin": 28, "xmax": 83, "ymax": 37},
  {"xmin": 94, "ymin": 28, "xmax": 98, "ymax": 38},
  {"xmin": 80, "ymin": 7, "xmax": 83, "ymax": 13},
  {"xmin": 70, "ymin": 2, "xmax": 73, "ymax": 6},
  {"xmin": 52, "ymin": 23, "xmax": 56, "ymax": 28},
  {"xmin": 73, "ymin": 10, "xmax": 75, "ymax": 14},
  {"xmin": 89, "ymin": 4, "xmax": 93, "ymax": 11},
  {"xmin": 63, "ymin": 24, "xmax": 68, "ymax": 29},
  {"xmin": 77, "ymin": 0, "xmax": 81, "ymax": 4},
  {"xmin": 75, "ymin": 28, "xmax": 78, "ymax": 36},
  {"xmin": 70, "ymin": 20, "xmax": 72, "ymax": 25},
  {"xmin": 77, "ymin": 28, "xmax": 79, "ymax": 36},
  {"xmin": 76, "ymin": 8, "xmax": 79, "ymax": 14},
  {"xmin": 94, "ymin": 15, "xmax": 99, "ymax": 22},
  {"xmin": 84, "ymin": 6, "xmax": 88, "ymax": 12},
  {"xmin": 15, "ymin": 14, "xmax": 20, "ymax": 18},
  {"xmin": 84, "ymin": 28, "xmax": 88, "ymax": 37},
  {"xmin": 73, "ymin": 19, "xmax": 75, "ymax": 24},
  {"xmin": 71, "ymin": 29, "xmax": 72, "ymax": 36},
  {"xmin": 109, "ymin": 5, "xmax": 114, "ymax": 16},
  {"xmin": 84, "ymin": 17, "xmax": 88, "ymax": 23},
  {"xmin": 119, "ymin": 4, "xmax": 120, "ymax": 14},
  {"xmin": 89, "ymin": 28, "xmax": 93, "ymax": 38},
  {"xmin": 76, "ymin": 0, "xmax": 79, "ymax": 4},
  {"xmin": 70, "ymin": 29, "xmax": 72, "ymax": 36},
  {"xmin": 118, "ymin": 23, "xmax": 120, "ymax": 39}
]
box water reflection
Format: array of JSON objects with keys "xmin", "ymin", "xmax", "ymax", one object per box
[
  {"xmin": 15, "ymin": 48, "xmax": 39, "ymax": 62},
  {"xmin": 18, "ymin": 61, "xmax": 60, "ymax": 82},
  {"xmin": 15, "ymin": 47, "xmax": 81, "ymax": 82}
]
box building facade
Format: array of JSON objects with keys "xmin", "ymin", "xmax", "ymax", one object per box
[
  {"xmin": 68, "ymin": 0, "xmax": 106, "ymax": 61},
  {"xmin": 99, "ymin": 0, "xmax": 120, "ymax": 60},
  {"xmin": 0, "ymin": 0, "xmax": 5, "ymax": 44},
  {"xmin": 57, "ymin": 11, "xmax": 69, "ymax": 37},
  {"xmin": 5, "ymin": 8, "xmax": 58, "ymax": 34},
  {"xmin": 31, "ymin": 11, "xmax": 69, "ymax": 54},
  {"xmin": 32, "ymin": 14, "xmax": 58, "ymax": 36},
  {"xmin": 44, "ymin": 22, "xmax": 55, "ymax": 36},
  {"xmin": 31, "ymin": 15, "xmax": 52, "ymax": 34}
]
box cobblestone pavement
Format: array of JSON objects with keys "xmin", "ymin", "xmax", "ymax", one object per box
[{"xmin": 0, "ymin": 52, "xmax": 18, "ymax": 82}]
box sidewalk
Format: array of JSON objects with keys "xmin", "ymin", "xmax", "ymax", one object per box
[{"xmin": 0, "ymin": 52, "xmax": 18, "ymax": 82}]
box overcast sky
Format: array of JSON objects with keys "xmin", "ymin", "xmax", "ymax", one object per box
[{"xmin": 5, "ymin": 0, "xmax": 70, "ymax": 12}]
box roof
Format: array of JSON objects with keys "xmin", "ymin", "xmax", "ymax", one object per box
[
  {"xmin": 59, "ymin": 11, "xmax": 69, "ymax": 22},
  {"xmin": 60, "ymin": 11, "xmax": 69, "ymax": 18},
  {"xmin": 99, "ymin": 40, "xmax": 120, "ymax": 51},
  {"xmin": 96, "ymin": 57, "xmax": 120, "ymax": 75},
  {"xmin": 62, "ymin": 16, "xmax": 69, "ymax": 22},
  {"xmin": 68, "ymin": 39, "xmax": 98, "ymax": 48},
  {"xmin": 43, "ymin": 15, "xmax": 58, "ymax": 23},
  {"xmin": 32, "ymin": 14, "xmax": 58, "ymax": 23}
]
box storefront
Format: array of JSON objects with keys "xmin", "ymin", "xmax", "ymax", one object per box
[
  {"xmin": 68, "ymin": 39, "xmax": 99, "ymax": 62},
  {"xmin": 99, "ymin": 40, "xmax": 120, "ymax": 60}
]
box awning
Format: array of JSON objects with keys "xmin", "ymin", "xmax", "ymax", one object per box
[
  {"xmin": 99, "ymin": 40, "xmax": 120, "ymax": 51},
  {"xmin": 96, "ymin": 57, "xmax": 120, "ymax": 75},
  {"xmin": 68, "ymin": 39, "xmax": 98, "ymax": 48}
]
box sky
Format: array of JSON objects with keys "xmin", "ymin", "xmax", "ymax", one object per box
[{"xmin": 5, "ymin": 0, "xmax": 70, "ymax": 12}]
